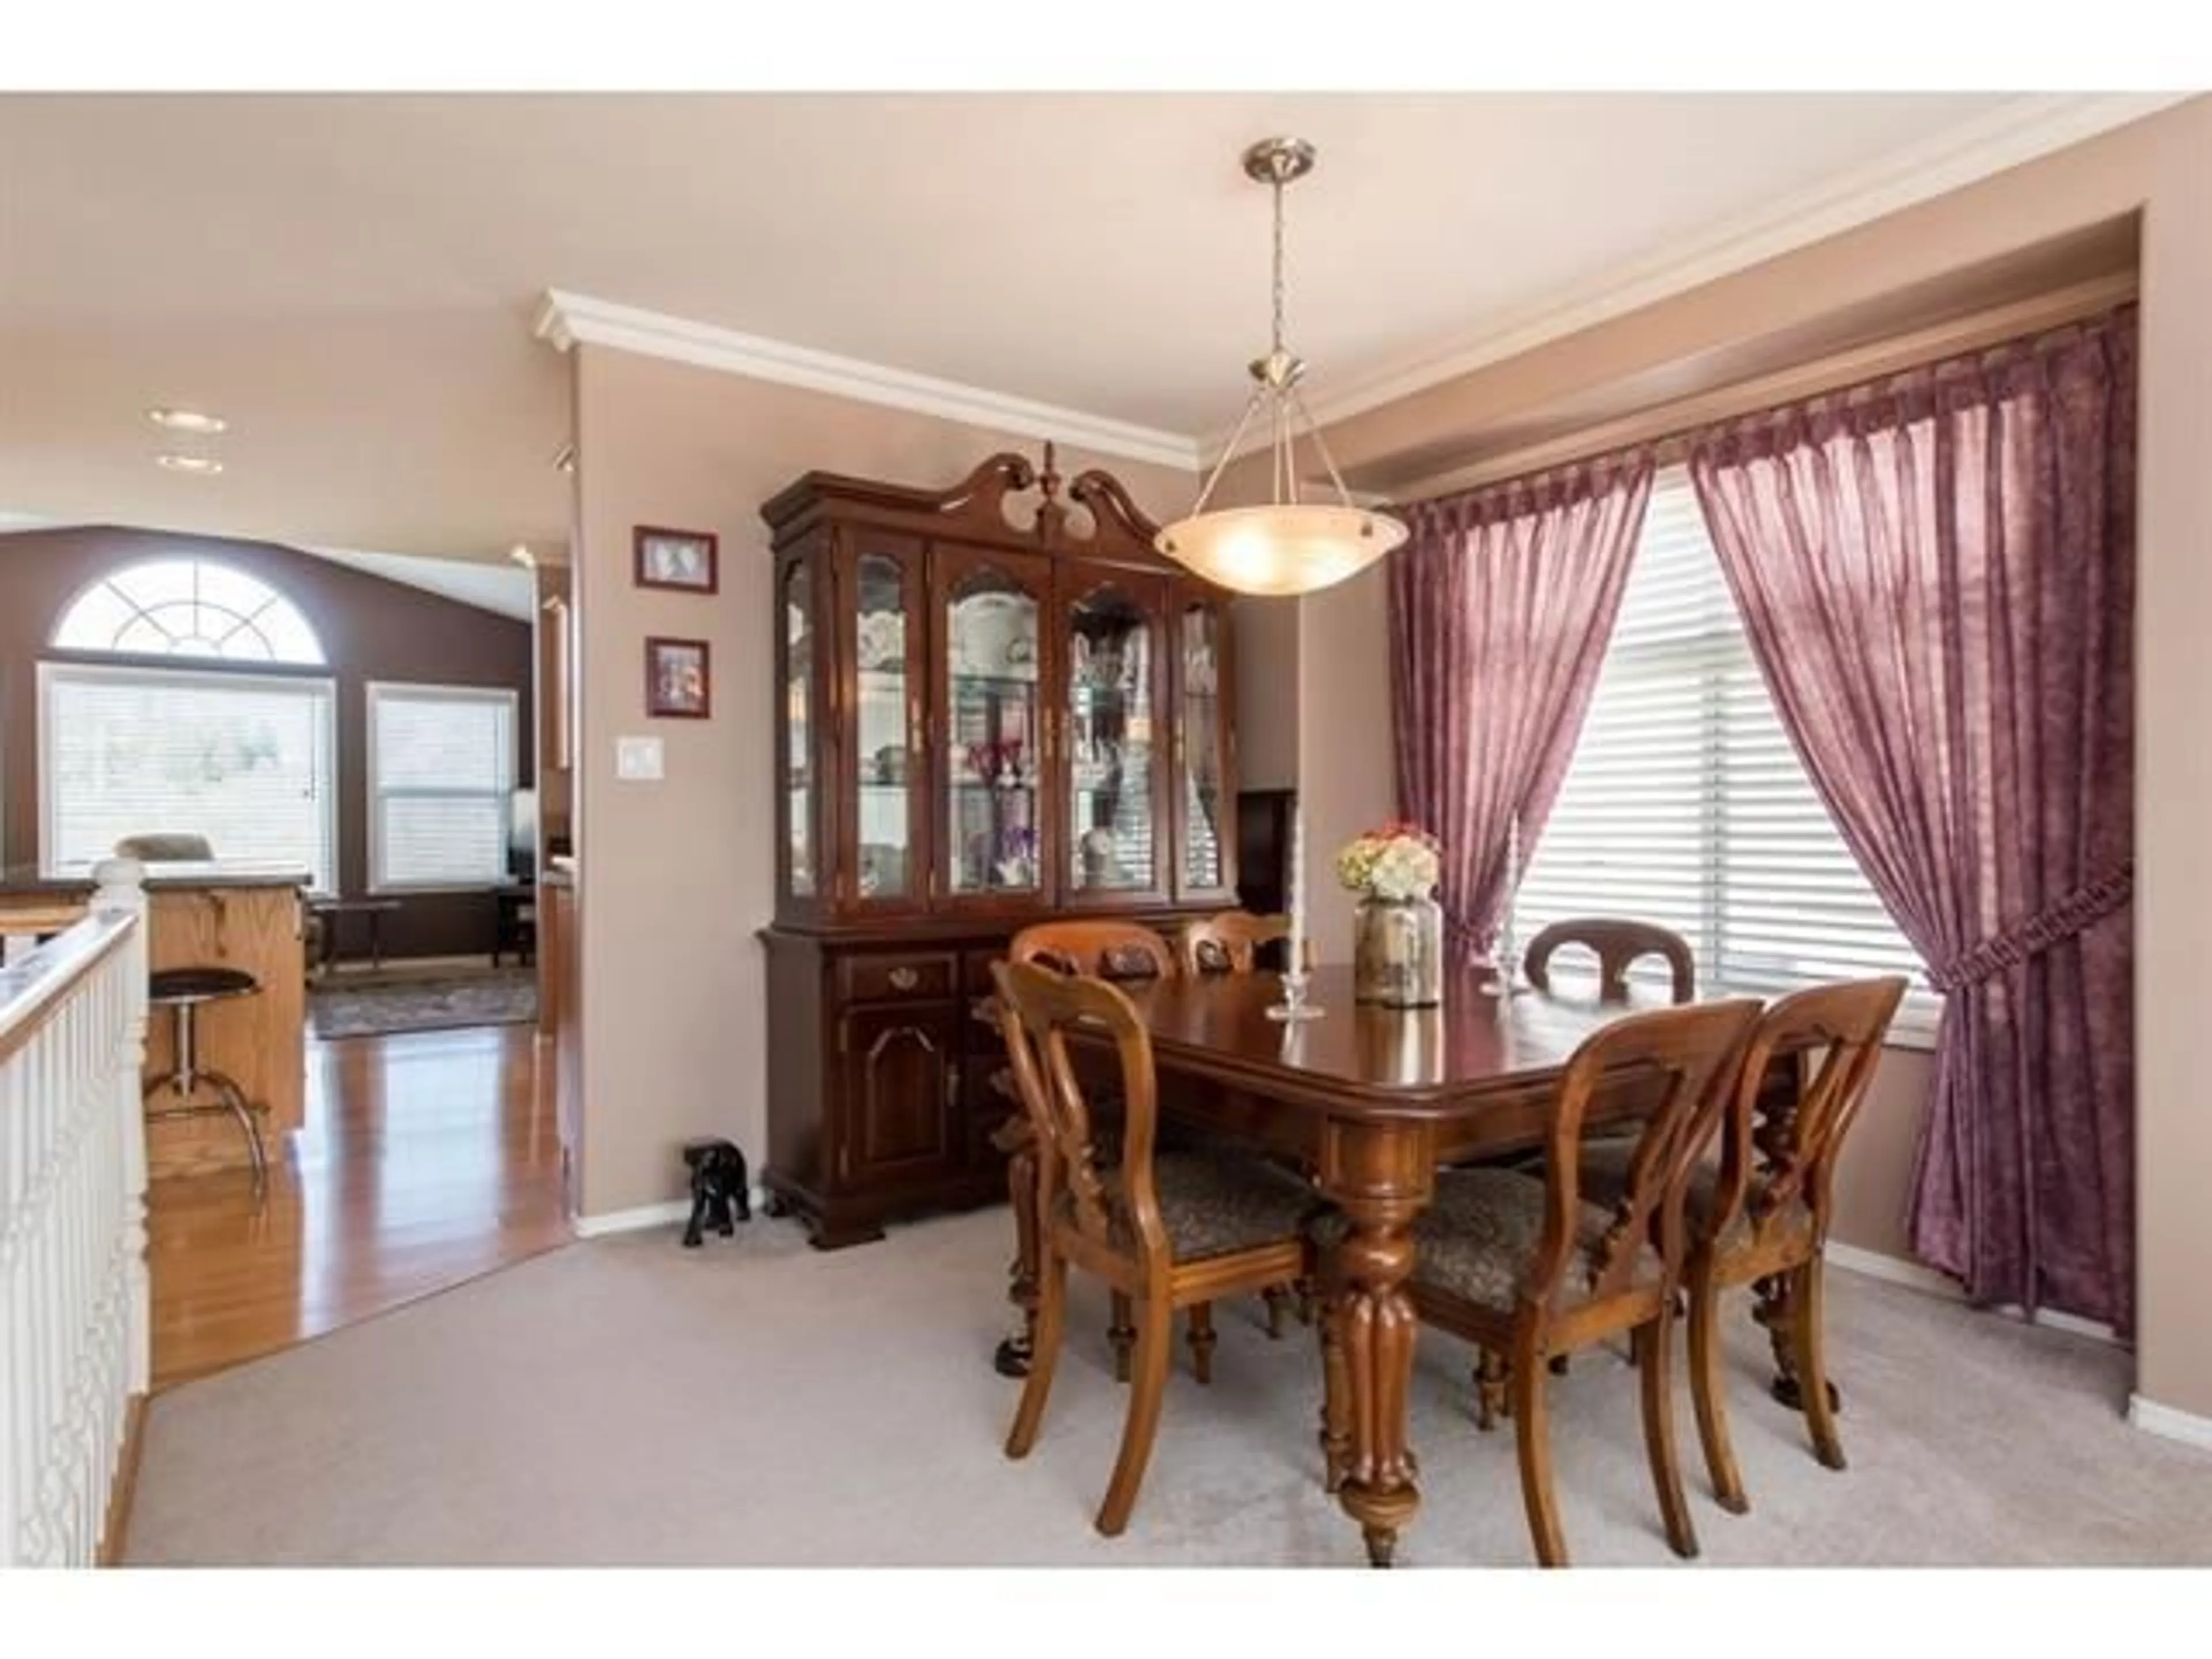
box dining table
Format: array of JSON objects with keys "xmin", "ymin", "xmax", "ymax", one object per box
[{"xmin": 1001, "ymin": 961, "xmax": 1786, "ymax": 1568}]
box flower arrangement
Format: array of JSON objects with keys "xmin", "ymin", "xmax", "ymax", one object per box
[{"xmin": 1335, "ymin": 821, "xmax": 1442, "ymax": 903}]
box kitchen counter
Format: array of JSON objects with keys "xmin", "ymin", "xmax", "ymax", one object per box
[
  {"xmin": 1, "ymin": 859, "xmax": 313, "ymax": 893},
  {"xmin": 1, "ymin": 862, "xmax": 309, "ymax": 1178}
]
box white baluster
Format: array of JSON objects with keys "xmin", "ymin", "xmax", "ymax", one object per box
[{"xmin": 1, "ymin": 859, "xmax": 147, "ymax": 1565}]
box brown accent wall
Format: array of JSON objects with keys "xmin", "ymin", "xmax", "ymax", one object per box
[
  {"xmin": 0, "ymin": 525, "xmax": 533, "ymax": 960},
  {"xmin": 1278, "ymin": 96, "xmax": 2212, "ymax": 1421},
  {"xmin": 567, "ymin": 348, "xmax": 1197, "ymax": 1220}
]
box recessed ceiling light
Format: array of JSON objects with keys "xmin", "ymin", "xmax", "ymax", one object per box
[
  {"xmin": 148, "ymin": 407, "xmax": 229, "ymax": 435},
  {"xmin": 156, "ymin": 453, "xmax": 224, "ymax": 475}
]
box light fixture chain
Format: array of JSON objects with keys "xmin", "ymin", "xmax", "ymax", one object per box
[{"xmin": 1271, "ymin": 169, "xmax": 1288, "ymax": 357}]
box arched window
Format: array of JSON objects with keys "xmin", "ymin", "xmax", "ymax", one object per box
[{"xmin": 52, "ymin": 558, "xmax": 325, "ymax": 665}]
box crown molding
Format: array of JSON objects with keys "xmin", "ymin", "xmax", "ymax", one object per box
[
  {"xmin": 534, "ymin": 289, "xmax": 1203, "ymax": 475},
  {"xmin": 1291, "ymin": 92, "xmax": 2194, "ymax": 441},
  {"xmin": 536, "ymin": 94, "xmax": 2188, "ymax": 482}
]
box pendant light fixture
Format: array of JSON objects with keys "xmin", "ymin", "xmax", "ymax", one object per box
[{"xmin": 1155, "ymin": 137, "xmax": 1407, "ymax": 597}]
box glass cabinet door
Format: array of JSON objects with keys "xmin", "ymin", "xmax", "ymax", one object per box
[
  {"xmin": 1176, "ymin": 596, "xmax": 1233, "ymax": 898},
  {"xmin": 1065, "ymin": 576, "xmax": 1165, "ymax": 899},
  {"xmin": 782, "ymin": 558, "xmax": 816, "ymax": 901},
  {"xmin": 941, "ymin": 556, "xmax": 1046, "ymax": 900},
  {"xmin": 851, "ymin": 547, "xmax": 922, "ymax": 906}
]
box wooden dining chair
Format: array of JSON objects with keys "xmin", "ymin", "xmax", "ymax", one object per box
[
  {"xmin": 1003, "ymin": 919, "xmax": 1296, "ymax": 1381},
  {"xmin": 1176, "ymin": 910, "xmax": 1309, "ymax": 1335},
  {"xmin": 1524, "ymin": 917, "xmax": 1696, "ymax": 1005},
  {"xmin": 1011, "ymin": 919, "xmax": 1176, "ymax": 984},
  {"xmin": 1178, "ymin": 910, "xmax": 1291, "ymax": 977},
  {"xmin": 1320, "ymin": 996, "xmax": 1763, "ymax": 1566},
  {"xmin": 1579, "ymin": 976, "xmax": 1906, "ymax": 1514},
  {"xmin": 993, "ymin": 958, "xmax": 1317, "ymax": 1537}
]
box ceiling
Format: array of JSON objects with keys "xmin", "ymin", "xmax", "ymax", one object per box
[{"xmin": 0, "ymin": 92, "xmax": 2170, "ymax": 568}]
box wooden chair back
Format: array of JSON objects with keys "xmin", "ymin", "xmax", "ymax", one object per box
[
  {"xmin": 1008, "ymin": 920, "xmax": 1175, "ymax": 982},
  {"xmin": 1525, "ymin": 917, "xmax": 1696, "ymax": 1004},
  {"xmin": 991, "ymin": 959, "xmax": 1171, "ymax": 1272},
  {"xmin": 1535, "ymin": 998, "xmax": 1763, "ymax": 1309},
  {"xmin": 1705, "ymin": 976, "xmax": 1908, "ymax": 1255},
  {"xmin": 1179, "ymin": 911, "xmax": 1289, "ymax": 977}
]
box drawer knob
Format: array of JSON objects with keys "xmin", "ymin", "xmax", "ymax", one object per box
[{"xmin": 888, "ymin": 966, "xmax": 920, "ymax": 991}]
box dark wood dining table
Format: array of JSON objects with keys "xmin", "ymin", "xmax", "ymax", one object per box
[{"xmin": 1026, "ymin": 963, "xmax": 1696, "ymax": 1567}]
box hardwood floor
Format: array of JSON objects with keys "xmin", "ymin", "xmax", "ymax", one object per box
[{"xmin": 147, "ymin": 1022, "xmax": 572, "ymax": 1389}]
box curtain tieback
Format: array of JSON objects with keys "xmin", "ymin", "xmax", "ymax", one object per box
[{"xmin": 1927, "ymin": 862, "xmax": 2134, "ymax": 993}]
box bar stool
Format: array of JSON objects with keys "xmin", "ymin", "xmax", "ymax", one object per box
[{"xmin": 145, "ymin": 965, "xmax": 268, "ymax": 1190}]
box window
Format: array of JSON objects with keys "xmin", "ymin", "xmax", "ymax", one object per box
[
  {"xmin": 368, "ymin": 683, "xmax": 518, "ymax": 891},
  {"xmin": 52, "ymin": 558, "xmax": 325, "ymax": 664},
  {"xmin": 40, "ymin": 662, "xmax": 336, "ymax": 889},
  {"xmin": 1510, "ymin": 468, "xmax": 1931, "ymax": 1024}
]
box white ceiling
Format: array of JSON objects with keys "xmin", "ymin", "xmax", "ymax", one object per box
[{"xmin": 0, "ymin": 92, "xmax": 2170, "ymax": 567}]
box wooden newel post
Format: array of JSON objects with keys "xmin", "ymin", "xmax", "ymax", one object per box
[{"xmin": 92, "ymin": 856, "xmax": 152, "ymax": 1399}]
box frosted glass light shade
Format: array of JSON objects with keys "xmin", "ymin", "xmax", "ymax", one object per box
[{"xmin": 1154, "ymin": 504, "xmax": 1408, "ymax": 597}]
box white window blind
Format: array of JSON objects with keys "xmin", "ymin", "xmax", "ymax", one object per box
[
  {"xmin": 368, "ymin": 683, "xmax": 517, "ymax": 891},
  {"xmin": 40, "ymin": 661, "xmax": 335, "ymax": 889},
  {"xmin": 1510, "ymin": 468, "xmax": 1931, "ymax": 1011}
]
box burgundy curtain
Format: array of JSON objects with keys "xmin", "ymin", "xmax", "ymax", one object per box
[
  {"xmin": 1389, "ymin": 454, "xmax": 1655, "ymax": 964},
  {"xmin": 1690, "ymin": 308, "xmax": 2135, "ymax": 1332}
]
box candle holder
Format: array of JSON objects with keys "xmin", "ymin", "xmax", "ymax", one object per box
[
  {"xmin": 1484, "ymin": 810, "xmax": 1527, "ymax": 997},
  {"xmin": 1266, "ymin": 967, "xmax": 1324, "ymax": 1022}
]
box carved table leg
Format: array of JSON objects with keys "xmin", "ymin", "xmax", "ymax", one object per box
[
  {"xmin": 992, "ymin": 1114, "xmax": 1040, "ymax": 1379},
  {"xmin": 1321, "ymin": 1123, "xmax": 1431, "ymax": 1569}
]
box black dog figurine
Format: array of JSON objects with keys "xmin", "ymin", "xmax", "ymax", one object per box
[{"xmin": 681, "ymin": 1138, "xmax": 751, "ymax": 1247}]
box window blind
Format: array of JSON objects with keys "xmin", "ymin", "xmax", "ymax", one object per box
[
  {"xmin": 1510, "ymin": 468, "xmax": 1930, "ymax": 1004},
  {"xmin": 40, "ymin": 662, "xmax": 335, "ymax": 889},
  {"xmin": 368, "ymin": 683, "xmax": 517, "ymax": 891}
]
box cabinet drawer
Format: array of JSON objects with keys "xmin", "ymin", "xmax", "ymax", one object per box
[{"xmin": 840, "ymin": 952, "xmax": 958, "ymax": 1002}]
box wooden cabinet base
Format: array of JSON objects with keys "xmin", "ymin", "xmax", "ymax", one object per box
[
  {"xmin": 762, "ymin": 1166, "xmax": 1007, "ymax": 1252},
  {"xmin": 762, "ymin": 919, "xmax": 1222, "ymax": 1253}
]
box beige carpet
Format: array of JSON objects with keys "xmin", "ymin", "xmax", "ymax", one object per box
[{"xmin": 126, "ymin": 1207, "xmax": 2212, "ymax": 1566}]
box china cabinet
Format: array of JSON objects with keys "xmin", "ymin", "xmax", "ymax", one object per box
[{"xmin": 759, "ymin": 446, "xmax": 1239, "ymax": 1247}]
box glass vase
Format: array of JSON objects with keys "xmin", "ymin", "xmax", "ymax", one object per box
[{"xmin": 1351, "ymin": 893, "xmax": 1444, "ymax": 1007}]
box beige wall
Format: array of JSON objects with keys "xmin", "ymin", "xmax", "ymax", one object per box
[
  {"xmin": 1828, "ymin": 1050, "xmax": 1935, "ymax": 1263},
  {"xmin": 1294, "ymin": 563, "xmax": 1395, "ymax": 955},
  {"xmin": 1294, "ymin": 97, "xmax": 2212, "ymax": 1420},
  {"xmin": 567, "ymin": 347, "xmax": 1195, "ymax": 1219},
  {"xmin": 1230, "ymin": 594, "xmax": 1301, "ymax": 791}
]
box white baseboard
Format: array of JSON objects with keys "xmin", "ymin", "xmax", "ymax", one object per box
[
  {"xmin": 571, "ymin": 1187, "xmax": 770, "ymax": 1239},
  {"xmin": 572, "ymin": 1200, "xmax": 690, "ymax": 1238},
  {"xmin": 1822, "ymin": 1239, "xmax": 2122, "ymax": 1347},
  {"xmin": 1824, "ymin": 1239, "xmax": 1964, "ymax": 1300},
  {"xmin": 2128, "ymin": 1393, "xmax": 2212, "ymax": 1452}
]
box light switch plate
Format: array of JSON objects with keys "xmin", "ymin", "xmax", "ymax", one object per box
[{"xmin": 615, "ymin": 736, "xmax": 665, "ymax": 781}]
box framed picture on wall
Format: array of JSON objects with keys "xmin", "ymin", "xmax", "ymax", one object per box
[
  {"xmin": 634, "ymin": 525, "xmax": 719, "ymax": 594},
  {"xmin": 645, "ymin": 636, "xmax": 711, "ymax": 719}
]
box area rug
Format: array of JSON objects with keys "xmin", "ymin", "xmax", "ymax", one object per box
[{"xmin": 310, "ymin": 966, "xmax": 537, "ymax": 1039}]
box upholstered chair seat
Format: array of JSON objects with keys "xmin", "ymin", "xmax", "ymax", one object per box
[
  {"xmin": 1316, "ymin": 1165, "xmax": 1660, "ymax": 1317},
  {"xmin": 1074, "ymin": 1148, "xmax": 1319, "ymax": 1265},
  {"xmin": 1419, "ymin": 1167, "xmax": 1661, "ymax": 1314}
]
